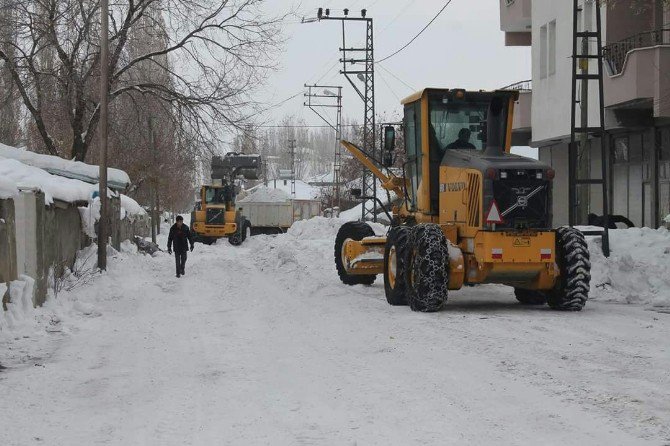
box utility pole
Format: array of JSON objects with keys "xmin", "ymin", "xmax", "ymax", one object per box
[
  {"xmin": 97, "ymin": 0, "xmax": 109, "ymax": 270},
  {"xmin": 304, "ymin": 84, "xmax": 343, "ymax": 216},
  {"xmin": 578, "ymin": 2, "xmax": 591, "ymax": 225},
  {"xmin": 306, "ymin": 8, "xmax": 377, "ymax": 222},
  {"xmin": 148, "ymin": 117, "xmax": 158, "ymax": 244},
  {"xmin": 288, "ymin": 138, "xmax": 297, "ymax": 197}
]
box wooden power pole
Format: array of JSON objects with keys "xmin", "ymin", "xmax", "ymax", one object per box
[{"xmin": 98, "ymin": 0, "xmax": 109, "ymax": 270}]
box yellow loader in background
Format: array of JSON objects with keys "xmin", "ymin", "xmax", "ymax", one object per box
[
  {"xmin": 191, "ymin": 153, "xmax": 259, "ymax": 246},
  {"xmin": 335, "ymin": 88, "xmax": 591, "ymax": 312}
]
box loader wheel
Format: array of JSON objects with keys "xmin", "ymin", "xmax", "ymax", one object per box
[
  {"xmin": 546, "ymin": 226, "xmax": 591, "ymax": 311},
  {"xmin": 242, "ymin": 220, "xmax": 252, "ymax": 241},
  {"xmin": 514, "ymin": 288, "xmax": 547, "ymax": 305},
  {"xmin": 405, "ymin": 224, "xmax": 449, "ymax": 312},
  {"xmin": 334, "ymin": 221, "xmax": 376, "ymax": 286},
  {"xmin": 383, "ymin": 226, "xmax": 410, "ymax": 306}
]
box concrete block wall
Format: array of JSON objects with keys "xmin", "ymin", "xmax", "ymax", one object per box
[
  {"xmin": 0, "ymin": 198, "xmax": 18, "ymax": 293},
  {"xmin": 119, "ymin": 215, "xmax": 151, "ymax": 243}
]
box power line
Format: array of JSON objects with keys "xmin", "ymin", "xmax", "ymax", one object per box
[
  {"xmin": 376, "ymin": 0, "xmax": 453, "ymax": 64},
  {"xmin": 377, "ymin": 63, "xmax": 415, "ymax": 92},
  {"xmin": 255, "ymin": 124, "xmax": 359, "ymax": 128}
]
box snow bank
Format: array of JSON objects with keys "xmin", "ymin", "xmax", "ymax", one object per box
[
  {"xmin": 239, "ymin": 185, "xmax": 290, "ymax": 203},
  {"xmin": 0, "ymin": 143, "xmax": 130, "ymax": 190},
  {"xmin": 288, "ymin": 216, "xmax": 387, "ymax": 240},
  {"xmin": 589, "ymin": 227, "xmax": 670, "ymax": 307},
  {"xmin": 0, "ymin": 158, "xmax": 98, "ymax": 205}
]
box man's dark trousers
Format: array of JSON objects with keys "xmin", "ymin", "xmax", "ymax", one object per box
[{"xmin": 175, "ymin": 250, "xmax": 187, "ymax": 276}]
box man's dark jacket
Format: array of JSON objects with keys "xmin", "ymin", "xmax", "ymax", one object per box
[{"xmin": 167, "ymin": 223, "xmax": 194, "ymax": 253}]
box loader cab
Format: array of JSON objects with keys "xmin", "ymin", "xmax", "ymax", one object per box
[{"xmin": 400, "ymin": 88, "xmax": 517, "ymax": 217}]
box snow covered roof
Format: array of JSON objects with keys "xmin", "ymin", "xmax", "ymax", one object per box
[
  {"xmin": 306, "ymin": 171, "xmax": 335, "ymax": 184},
  {"xmin": 0, "ymin": 158, "xmax": 99, "ymax": 205},
  {"xmin": 245, "ymin": 179, "xmax": 320, "ymax": 201},
  {"xmin": 0, "ymin": 143, "xmax": 130, "ymax": 191},
  {"xmin": 120, "ymin": 194, "xmax": 146, "ymax": 217}
]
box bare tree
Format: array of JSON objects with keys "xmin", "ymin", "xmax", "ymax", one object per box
[
  {"xmin": 0, "ymin": 0, "xmax": 285, "ymax": 162},
  {"xmin": 0, "ymin": 0, "xmax": 20, "ymax": 145}
]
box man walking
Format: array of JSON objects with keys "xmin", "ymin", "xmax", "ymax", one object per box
[{"xmin": 167, "ymin": 216, "xmax": 194, "ymax": 278}]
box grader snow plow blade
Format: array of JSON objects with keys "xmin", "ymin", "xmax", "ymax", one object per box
[{"xmin": 341, "ymin": 236, "xmax": 386, "ymax": 275}]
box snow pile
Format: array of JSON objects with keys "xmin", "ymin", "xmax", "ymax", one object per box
[
  {"xmin": 664, "ymin": 214, "xmax": 670, "ymax": 224},
  {"xmin": 0, "ymin": 158, "xmax": 98, "ymax": 205},
  {"xmin": 239, "ymin": 185, "xmax": 291, "ymax": 203},
  {"xmin": 0, "ymin": 143, "xmax": 130, "ymax": 190},
  {"xmin": 0, "ymin": 175, "xmax": 18, "ymax": 199},
  {"xmin": 589, "ymin": 227, "xmax": 670, "ymax": 307},
  {"xmin": 120, "ymin": 194, "xmax": 146, "ymax": 219},
  {"xmin": 0, "ymin": 275, "xmax": 35, "ymax": 333},
  {"xmin": 245, "ymin": 179, "xmax": 320, "ymax": 201},
  {"xmin": 80, "ymin": 195, "xmax": 147, "ymax": 238}
]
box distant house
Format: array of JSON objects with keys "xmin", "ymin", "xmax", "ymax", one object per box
[{"xmin": 306, "ymin": 172, "xmax": 335, "ymax": 188}]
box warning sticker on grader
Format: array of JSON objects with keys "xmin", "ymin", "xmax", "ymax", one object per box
[{"xmin": 512, "ymin": 237, "xmax": 531, "ymax": 247}]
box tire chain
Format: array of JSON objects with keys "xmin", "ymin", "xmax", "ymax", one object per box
[{"xmin": 407, "ymin": 224, "xmax": 449, "ymax": 312}]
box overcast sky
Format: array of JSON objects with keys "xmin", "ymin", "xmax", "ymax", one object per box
[{"xmin": 255, "ymin": 0, "xmax": 531, "ymax": 128}]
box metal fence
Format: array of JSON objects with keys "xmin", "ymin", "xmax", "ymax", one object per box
[
  {"xmin": 604, "ymin": 28, "xmax": 670, "ymax": 75},
  {"xmin": 501, "ymin": 80, "xmax": 532, "ymax": 92}
]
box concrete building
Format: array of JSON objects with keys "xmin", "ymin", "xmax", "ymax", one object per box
[{"xmin": 500, "ymin": 0, "xmax": 670, "ymax": 227}]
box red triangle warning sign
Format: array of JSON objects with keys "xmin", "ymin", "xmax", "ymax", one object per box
[{"xmin": 486, "ymin": 200, "xmax": 504, "ymax": 224}]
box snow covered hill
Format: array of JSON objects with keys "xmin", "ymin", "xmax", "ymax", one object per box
[{"xmin": 1, "ymin": 218, "xmax": 669, "ymax": 445}]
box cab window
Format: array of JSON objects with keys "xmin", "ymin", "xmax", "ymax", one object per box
[
  {"xmin": 403, "ymin": 102, "xmax": 422, "ymax": 211},
  {"xmin": 428, "ymin": 96, "xmax": 488, "ymax": 159}
]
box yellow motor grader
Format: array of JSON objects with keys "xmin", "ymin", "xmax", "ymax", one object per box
[{"xmin": 335, "ymin": 88, "xmax": 591, "ymax": 312}]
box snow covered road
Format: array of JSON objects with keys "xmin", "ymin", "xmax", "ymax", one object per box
[{"xmin": 1, "ymin": 220, "xmax": 670, "ymax": 445}]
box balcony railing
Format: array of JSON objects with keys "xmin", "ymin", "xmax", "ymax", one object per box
[
  {"xmin": 501, "ymin": 80, "xmax": 532, "ymax": 92},
  {"xmin": 604, "ymin": 28, "xmax": 670, "ymax": 75}
]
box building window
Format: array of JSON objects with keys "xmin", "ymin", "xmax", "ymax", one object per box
[
  {"xmin": 548, "ymin": 20, "xmax": 557, "ymax": 75},
  {"xmin": 540, "ymin": 24, "xmax": 548, "ymax": 79}
]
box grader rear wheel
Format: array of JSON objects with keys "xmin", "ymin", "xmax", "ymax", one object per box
[
  {"xmin": 383, "ymin": 226, "xmax": 410, "ymax": 306},
  {"xmin": 334, "ymin": 222, "xmax": 377, "ymax": 286},
  {"xmin": 405, "ymin": 224, "xmax": 449, "ymax": 312},
  {"xmin": 546, "ymin": 226, "xmax": 591, "ymax": 311}
]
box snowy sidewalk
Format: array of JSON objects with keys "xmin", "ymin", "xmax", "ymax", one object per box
[{"xmin": 1, "ymin": 225, "xmax": 669, "ymax": 445}]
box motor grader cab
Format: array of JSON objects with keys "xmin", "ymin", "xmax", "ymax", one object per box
[
  {"xmin": 191, "ymin": 153, "xmax": 261, "ymax": 245},
  {"xmin": 335, "ymin": 88, "xmax": 591, "ymax": 312}
]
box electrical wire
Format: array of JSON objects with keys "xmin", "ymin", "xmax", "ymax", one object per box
[
  {"xmin": 376, "ymin": 63, "xmax": 415, "ymax": 92},
  {"xmin": 376, "ymin": 0, "xmax": 453, "ymax": 63}
]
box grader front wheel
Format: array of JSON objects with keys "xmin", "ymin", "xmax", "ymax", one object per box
[
  {"xmin": 383, "ymin": 226, "xmax": 410, "ymax": 306},
  {"xmin": 405, "ymin": 224, "xmax": 450, "ymax": 312}
]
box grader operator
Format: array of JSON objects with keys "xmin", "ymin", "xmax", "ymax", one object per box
[{"xmin": 334, "ymin": 88, "xmax": 591, "ymax": 312}]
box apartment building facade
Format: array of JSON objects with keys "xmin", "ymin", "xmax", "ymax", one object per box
[{"xmin": 500, "ymin": 0, "xmax": 670, "ymax": 227}]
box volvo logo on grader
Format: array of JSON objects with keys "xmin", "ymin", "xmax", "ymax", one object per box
[
  {"xmin": 333, "ymin": 88, "xmax": 591, "ymax": 313},
  {"xmin": 445, "ymin": 182, "xmax": 466, "ymax": 192}
]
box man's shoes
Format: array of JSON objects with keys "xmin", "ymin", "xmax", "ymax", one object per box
[
  {"xmin": 181, "ymin": 269, "xmax": 185, "ymax": 275},
  {"xmin": 176, "ymin": 274, "xmax": 181, "ymax": 278}
]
